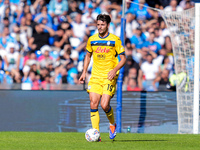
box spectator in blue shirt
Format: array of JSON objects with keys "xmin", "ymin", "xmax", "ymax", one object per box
[
  {"xmin": 34, "ymin": 5, "xmax": 53, "ymax": 29},
  {"xmin": 0, "ymin": 0, "xmax": 17, "ymax": 23},
  {"xmin": 0, "ymin": 17, "xmax": 15, "ymax": 33},
  {"xmin": 32, "ymin": 0, "xmax": 46, "ymax": 15},
  {"xmin": 130, "ymin": 0, "xmax": 148, "ymax": 10},
  {"xmin": 125, "ymin": 1, "xmax": 135, "ymax": 14},
  {"xmin": 48, "ymin": 0, "xmax": 68, "ymax": 24},
  {"xmin": 130, "ymin": 27, "xmax": 146, "ymax": 50},
  {"xmin": 142, "ymin": 32, "xmax": 161, "ymax": 54},
  {"xmin": 0, "ymin": 27, "xmax": 18, "ymax": 49},
  {"xmin": 10, "ymin": 0, "xmax": 31, "ymax": 6},
  {"xmin": 91, "ymin": 0, "xmax": 101, "ymax": 14},
  {"xmin": 67, "ymin": 0, "xmax": 82, "ymax": 22},
  {"xmin": 117, "ymin": 1, "xmax": 135, "ymax": 24},
  {"xmin": 0, "ymin": 0, "xmax": 4, "ymax": 7},
  {"xmin": 17, "ymin": 4, "xmax": 35, "ymax": 24},
  {"xmin": 134, "ymin": 0, "xmax": 151, "ymax": 21},
  {"xmin": 66, "ymin": 61, "xmax": 78, "ymax": 85}
]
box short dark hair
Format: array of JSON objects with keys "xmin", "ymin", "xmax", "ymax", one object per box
[
  {"xmin": 150, "ymin": 32, "xmax": 155, "ymax": 35},
  {"xmin": 96, "ymin": 14, "xmax": 111, "ymax": 24},
  {"xmin": 147, "ymin": 53, "xmax": 152, "ymax": 57},
  {"xmin": 3, "ymin": 17, "xmax": 9, "ymax": 20}
]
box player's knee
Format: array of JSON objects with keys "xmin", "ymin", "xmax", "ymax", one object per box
[
  {"xmin": 90, "ymin": 101, "xmax": 99, "ymax": 108},
  {"xmin": 101, "ymin": 103, "xmax": 109, "ymax": 112}
]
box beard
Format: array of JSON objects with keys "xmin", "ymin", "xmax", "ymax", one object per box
[{"xmin": 98, "ymin": 28, "xmax": 108, "ymax": 37}]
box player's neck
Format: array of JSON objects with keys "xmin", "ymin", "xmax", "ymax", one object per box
[{"xmin": 99, "ymin": 31, "xmax": 109, "ymax": 38}]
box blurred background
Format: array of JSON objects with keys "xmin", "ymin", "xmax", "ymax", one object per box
[{"xmin": 0, "ymin": 0, "xmax": 194, "ymax": 91}]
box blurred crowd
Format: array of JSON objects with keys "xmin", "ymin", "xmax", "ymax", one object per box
[{"xmin": 0, "ymin": 0, "xmax": 195, "ymax": 90}]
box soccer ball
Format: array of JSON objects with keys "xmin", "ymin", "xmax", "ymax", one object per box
[{"xmin": 85, "ymin": 128, "xmax": 100, "ymax": 142}]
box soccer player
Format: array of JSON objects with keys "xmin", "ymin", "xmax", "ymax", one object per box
[{"xmin": 79, "ymin": 14, "xmax": 126, "ymax": 141}]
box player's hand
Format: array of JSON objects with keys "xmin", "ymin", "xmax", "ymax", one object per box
[
  {"xmin": 79, "ymin": 73, "xmax": 86, "ymax": 84},
  {"xmin": 107, "ymin": 69, "xmax": 117, "ymax": 81}
]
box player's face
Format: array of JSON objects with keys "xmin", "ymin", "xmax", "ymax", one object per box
[{"xmin": 97, "ymin": 20, "xmax": 109, "ymax": 35}]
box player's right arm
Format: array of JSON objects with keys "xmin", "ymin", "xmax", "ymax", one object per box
[
  {"xmin": 79, "ymin": 36, "xmax": 93, "ymax": 84},
  {"xmin": 79, "ymin": 52, "xmax": 92, "ymax": 84}
]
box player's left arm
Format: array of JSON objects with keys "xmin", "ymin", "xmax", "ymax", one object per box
[
  {"xmin": 107, "ymin": 54, "xmax": 126, "ymax": 81},
  {"xmin": 108, "ymin": 37, "xmax": 126, "ymax": 80}
]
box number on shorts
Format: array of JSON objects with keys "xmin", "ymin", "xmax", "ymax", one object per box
[{"xmin": 107, "ymin": 84, "xmax": 113, "ymax": 92}]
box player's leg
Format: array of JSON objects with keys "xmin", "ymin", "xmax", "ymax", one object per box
[
  {"xmin": 87, "ymin": 78, "xmax": 103, "ymax": 132},
  {"xmin": 102, "ymin": 78, "xmax": 117, "ymax": 125},
  {"xmin": 101, "ymin": 94, "xmax": 116, "ymax": 139},
  {"xmin": 101, "ymin": 78, "xmax": 117, "ymax": 139},
  {"xmin": 89, "ymin": 92, "xmax": 101, "ymax": 132},
  {"xmin": 101, "ymin": 94, "xmax": 115, "ymax": 124}
]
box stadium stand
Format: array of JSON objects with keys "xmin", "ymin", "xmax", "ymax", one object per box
[{"xmin": 0, "ymin": 0, "xmax": 194, "ymax": 91}]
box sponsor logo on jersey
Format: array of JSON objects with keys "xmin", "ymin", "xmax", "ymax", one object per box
[
  {"xmin": 95, "ymin": 46, "xmax": 110, "ymax": 53},
  {"xmin": 97, "ymin": 54, "xmax": 106, "ymax": 60}
]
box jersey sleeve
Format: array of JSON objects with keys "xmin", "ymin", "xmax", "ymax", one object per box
[
  {"xmin": 115, "ymin": 37, "xmax": 125, "ymax": 55},
  {"xmin": 86, "ymin": 37, "xmax": 93, "ymax": 53}
]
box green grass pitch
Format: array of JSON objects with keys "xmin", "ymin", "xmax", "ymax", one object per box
[{"xmin": 0, "ymin": 132, "xmax": 200, "ymax": 150}]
